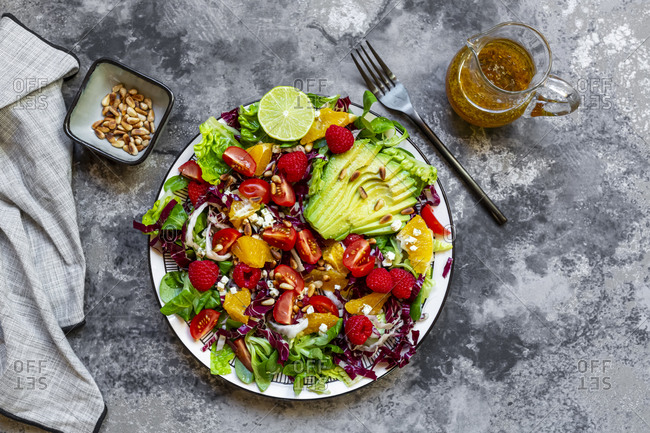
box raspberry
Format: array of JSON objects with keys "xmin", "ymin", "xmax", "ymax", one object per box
[
  {"xmin": 342, "ymin": 233, "xmax": 364, "ymax": 247},
  {"xmin": 277, "ymin": 151, "xmax": 309, "ymax": 182},
  {"xmin": 232, "ymin": 263, "xmax": 261, "ymax": 289},
  {"xmin": 389, "ymin": 268, "xmax": 416, "ymax": 299},
  {"xmin": 188, "ymin": 260, "xmax": 220, "ymax": 292},
  {"xmin": 325, "ymin": 125, "xmax": 354, "ymax": 154},
  {"xmin": 188, "ymin": 181, "xmax": 209, "ymax": 206},
  {"xmin": 345, "ymin": 315, "xmax": 374, "ymax": 345},
  {"xmin": 366, "ymin": 268, "xmax": 393, "ymax": 293}
]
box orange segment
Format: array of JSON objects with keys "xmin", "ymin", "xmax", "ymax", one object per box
[
  {"xmin": 300, "ymin": 312, "xmax": 339, "ymax": 335},
  {"xmin": 248, "ymin": 143, "xmax": 273, "ymax": 176},
  {"xmin": 299, "ymin": 108, "xmax": 356, "ymax": 145},
  {"xmin": 305, "ymin": 269, "xmax": 348, "ymax": 292},
  {"xmin": 321, "ymin": 242, "xmax": 348, "ymax": 275},
  {"xmin": 345, "ymin": 292, "xmax": 390, "ymax": 315},
  {"xmin": 223, "ymin": 288, "xmax": 251, "ymax": 324},
  {"xmin": 228, "ymin": 197, "xmax": 260, "ymax": 229},
  {"xmin": 396, "ymin": 215, "xmax": 434, "ymax": 275},
  {"xmin": 232, "ymin": 236, "xmax": 273, "ymax": 268}
]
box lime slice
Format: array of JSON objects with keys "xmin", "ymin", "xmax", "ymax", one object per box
[{"xmin": 258, "ymin": 86, "xmax": 315, "ymax": 141}]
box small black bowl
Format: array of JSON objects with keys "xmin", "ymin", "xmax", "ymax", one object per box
[{"xmin": 64, "ymin": 58, "xmax": 174, "ymax": 165}]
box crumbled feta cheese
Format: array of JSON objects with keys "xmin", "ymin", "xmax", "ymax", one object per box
[
  {"xmin": 220, "ymin": 276, "xmax": 229, "ymax": 284},
  {"xmin": 229, "ymin": 287, "xmax": 238, "ymax": 294},
  {"xmin": 216, "ymin": 282, "xmax": 225, "ymax": 290},
  {"xmin": 318, "ymin": 323, "xmax": 328, "ymax": 334},
  {"xmin": 306, "ymin": 305, "xmax": 315, "ymax": 315},
  {"xmin": 334, "ymin": 284, "xmax": 341, "ymax": 291},
  {"xmin": 269, "ymin": 286, "xmax": 279, "ymax": 297},
  {"xmin": 261, "ymin": 270, "xmax": 268, "ymax": 279},
  {"xmin": 385, "ymin": 251, "xmax": 396, "ymax": 261},
  {"xmin": 409, "ymin": 245, "xmax": 418, "ymax": 251},
  {"xmin": 260, "ymin": 208, "xmax": 275, "ymax": 229},
  {"xmin": 413, "ymin": 228, "xmax": 421, "ymax": 236},
  {"xmin": 325, "ymin": 264, "xmax": 333, "ymax": 271},
  {"xmin": 361, "ymin": 304, "xmax": 372, "ymax": 315},
  {"xmin": 405, "ymin": 235, "xmax": 417, "ymax": 244},
  {"xmin": 390, "ymin": 219, "xmax": 402, "ymax": 231}
]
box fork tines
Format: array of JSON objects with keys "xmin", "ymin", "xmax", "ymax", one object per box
[{"xmin": 352, "ymin": 41, "xmax": 397, "ymax": 96}]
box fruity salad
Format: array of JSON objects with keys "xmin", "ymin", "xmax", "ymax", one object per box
[{"xmin": 134, "ymin": 87, "xmax": 453, "ymax": 395}]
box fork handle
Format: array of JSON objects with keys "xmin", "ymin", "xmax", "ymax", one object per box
[{"xmin": 408, "ymin": 111, "xmax": 507, "ymax": 225}]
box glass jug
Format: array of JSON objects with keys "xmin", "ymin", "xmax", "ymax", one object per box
[{"xmin": 446, "ymin": 22, "xmax": 580, "ymax": 128}]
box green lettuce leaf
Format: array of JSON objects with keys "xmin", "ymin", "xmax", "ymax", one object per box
[
  {"xmin": 194, "ymin": 116, "xmax": 241, "ymax": 184},
  {"xmin": 238, "ymin": 103, "xmax": 268, "ymax": 147},
  {"xmin": 245, "ymin": 334, "xmax": 281, "ymax": 392},
  {"xmin": 307, "ymin": 93, "xmax": 339, "ymax": 110},
  {"xmin": 211, "ymin": 344, "xmax": 235, "ymax": 375}
]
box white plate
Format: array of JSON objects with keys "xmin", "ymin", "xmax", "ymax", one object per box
[{"xmin": 147, "ymin": 101, "xmax": 455, "ymax": 399}]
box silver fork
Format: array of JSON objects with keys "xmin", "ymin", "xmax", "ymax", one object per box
[{"xmin": 352, "ymin": 41, "xmax": 507, "ymax": 225}]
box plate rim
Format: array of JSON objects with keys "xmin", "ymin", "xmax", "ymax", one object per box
[{"xmin": 146, "ymin": 100, "xmax": 455, "ymax": 400}]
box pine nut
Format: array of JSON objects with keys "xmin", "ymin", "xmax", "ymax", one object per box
[
  {"xmin": 379, "ymin": 166, "xmax": 386, "ymax": 180},
  {"xmin": 280, "ymin": 282, "xmax": 294, "ymax": 290},
  {"xmin": 380, "ymin": 214, "xmax": 393, "ymax": 224},
  {"xmin": 359, "ymin": 186, "xmax": 367, "ymax": 199},
  {"xmin": 323, "ymin": 275, "xmax": 331, "ymax": 282},
  {"xmin": 261, "ymin": 298, "xmax": 276, "ymax": 306},
  {"xmin": 350, "ymin": 170, "xmax": 360, "ymax": 182},
  {"xmin": 339, "ymin": 168, "xmax": 347, "ymax": 180},
  {"xmin": 400, "ymin": 207, "xmax": 415, "ymax": 215},
  {"xmin": 375, "ymin": 199, "xmax": 385, "ymax": 211}
]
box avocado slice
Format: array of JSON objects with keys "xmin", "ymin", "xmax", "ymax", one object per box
[{"xmin": 305, "ymin": 140, "xmax": 436, "ymax": 240}]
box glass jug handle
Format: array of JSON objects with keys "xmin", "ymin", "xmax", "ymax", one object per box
[{"xmin": 526, "ymin": 75, "xmax": 580, "ymax": 117}]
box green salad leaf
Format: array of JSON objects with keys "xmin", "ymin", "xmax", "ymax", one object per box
[
  {"xmin": 245, "ymin": 334, "xmax": 281, "ymax": 392},
  {"xmin": 307, "ymin": 93, "xmax": 340, "ymax": 110},
  {"xmin": 159, "ymin": 271, "xmax": 188, "ymax": 303},
  {"xmin": 159, "ymin": 272, "xmax": 220, "ymax": 321},
  {"xmin": 194, "ymin": 116, "xmax": 241, "ymax": 184},
  {"xmin": 211, "ymin": 344, "xmax": 235, "ymax": 375},
  {"xmin": 234, "ymin": 358, "xmax": 254, "ymax": 384}
]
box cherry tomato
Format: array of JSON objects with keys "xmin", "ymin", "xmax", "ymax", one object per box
[
  {"xmin": 421, "ymin": 204, "xmax": 451, "ymax": 236},
  {"xmin": 189, "ymin": 309, "xmax": 220, "ymax": 340},
  {"xmin": 238, "ymin": 179, "xmax": 271, "ymax": 204},
  {"xmin": 262, "ymin": 224, "xmax": 297, "ymax": 251},
  {"xmin": 271, "ymin": 174, "xmax": 295, "ymax": 207},
  {"xmin": 273, "ymin": 289, "xmax": 297, "ymax": 325},
  {"xmin": 228, "ymin": 337, "xmax": 253, "ymax": 372},
  {"xmin": 178, "ymin": 160, "xmax": 203, "ymax": 182},
  {"xmin": 222, "ymin": 146, "xmax": 256, "ymax": 177},
  {"xmin": 274, "ymin": 264, "xmax": 304, "ymax": 292},
  {"xmin": 296, "ymin": 229, "xmax": 322, "ymax": 265},
  {"xmin": 212, "ymin": 228, "xmax": 242, "ymax": 253},
  {"xmin": 307, "ymin": 295, "xmax": 339, "ymax": 317},
  {"xmin": 342, "ymin": 239, "xmax": 374, "ymax": 277}
]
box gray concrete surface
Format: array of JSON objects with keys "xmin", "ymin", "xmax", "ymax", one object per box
[{"xmin": 1, "ymin": 0, "xmax": 649, "ymax": 431}]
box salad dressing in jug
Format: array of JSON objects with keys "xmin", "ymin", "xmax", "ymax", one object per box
[{"xmin": 445, "ymin": 22, "xmax": 580, "ymax": 128}]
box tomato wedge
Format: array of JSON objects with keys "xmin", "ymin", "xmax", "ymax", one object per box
[
  {"xmin": 421, "ymin": 204, "xmax": 451, "ymax": 236},
  {"xmin": 178, "ymin": 160, "xmax": 203, "ymax": 182},
  {"xmin": 296, "ymin": 229, "xmax": 322, "ymax": 265},
  {"xmin": 342, "ymin": 238, "xmax": 375, "ymax": 277},
  {"xmin": 271, "ymin": 174, "xmax": 295, "ymax": 207},
  {"xmin": 222, "ymin": 146, "xmax": 256, "ymax": 177},
  {"xmin": 307, "ymin": 295, "xmax": 339, "ymax": 317},
  {"xmin": 238, "ymin": 179, "xmax": 271, "ymax": 204},
  {"xmin": 273, "ymin": 289, "xmax": 297, "ymax": 325},
  {"xmin": 262, "ymin": 224, "xmax": 297, "ymax": 251},
  {"xmin": 274, "ymin": 264, "xmax": 304, "ymax": 292},
  {"xmin": 212, "ymin": 228, "xmax": 242, "ymax": 253},
  {"xmin": 189, "ymin": 309, "xmax": 220, "ymax": 340},
  {"xmin": 228, "ymin": 337, "xmax": 253, "ymax": 372}
]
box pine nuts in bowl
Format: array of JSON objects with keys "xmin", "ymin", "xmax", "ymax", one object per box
[{"xmin": 64, "ymin": 58, "xmax": 174, "ymax": 165}]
